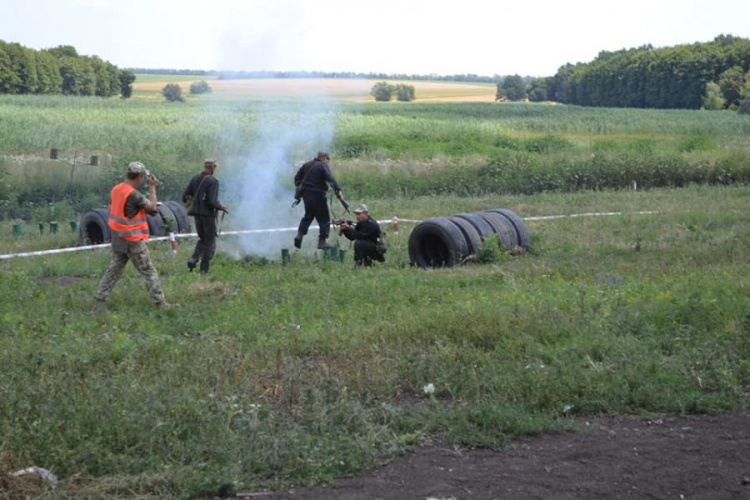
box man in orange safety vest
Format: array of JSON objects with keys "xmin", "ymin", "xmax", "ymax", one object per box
[{"xmin": 93, "ymin": 162, "xmax": 169, "ymax": 309}]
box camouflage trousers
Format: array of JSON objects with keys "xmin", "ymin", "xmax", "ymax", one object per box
[{"xmin": 94, "ymin": 241, "xmax": 166, "ymax": 306}]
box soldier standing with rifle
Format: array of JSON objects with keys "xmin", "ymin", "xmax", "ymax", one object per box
[
  {"xmin": 293, "ymin": 152, "xmax": 346, "ymax": 250},
  {"xmin": 182, "ymin": 159, "xmax": 227, "ymax": 274},
  {"xmin": 93, "ymin": 162, "xmax": 170, "ymax": 309}
]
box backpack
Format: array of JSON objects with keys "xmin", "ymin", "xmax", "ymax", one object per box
[
  {"xmin": 184, "ymin": 174, "xmax": 209, "ymax": 216},
  {"xmin": 294, "ymin": 161, "xmax": 318, "ymax": 201}
]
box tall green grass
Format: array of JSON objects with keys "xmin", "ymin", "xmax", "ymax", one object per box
[
  {"xmin": 2, "ymin": 96, "xmax": 750, "ymax": 221},
  {"xmin": 1, "ymin": 187, "xmax": 749, "ymax": 497}
]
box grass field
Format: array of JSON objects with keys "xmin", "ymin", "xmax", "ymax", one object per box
[
  {"xmin": 1, "ymin": 90, "xmax": 750, "ymax": 497},
  {"xmin": 1, "ymin": 187, "xmax": 749, "ymax": 497},
  {"xmin": 131, "ymin": 75, "xmax": 497, "ymax": 101},
  {"xmin": 1, "ymin": 94, "xmax": 749, "ymax": 224}
]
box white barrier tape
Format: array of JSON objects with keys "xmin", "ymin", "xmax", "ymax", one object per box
[
  {"xmin": 0, "ymin": 220, "xmax": 404, "ymax": 260},
  {"xmin": 0, "ymin": 212, "xmax": 657, "ymax": 261},
  {"xmin": 523, "ymin": 211, "xmax": 658, "ymax": 221}
]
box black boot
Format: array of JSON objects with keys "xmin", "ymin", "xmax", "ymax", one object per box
[
  {"xmin": 293, "ymin": 232, "xmax": 304, "ymax": 249},
  {"xmin": 317, "ymin": 236, "xmax": 333, "ymax": 250}
]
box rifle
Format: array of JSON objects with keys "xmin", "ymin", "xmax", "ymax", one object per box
[
  {"xmin": 332, "ymin": 219, "xmax": 354, "ymax": 227},
  {"xmin": 338, "ymin": 197, "xmax": 350, "ymax": 213}
]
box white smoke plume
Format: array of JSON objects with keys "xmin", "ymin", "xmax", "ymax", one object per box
[{"xmin": 217, "ymin": 98, "xmax": 340, "ymax": 258}]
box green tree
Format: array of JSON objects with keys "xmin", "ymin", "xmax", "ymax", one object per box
[
  {"xmin": 162, "ymin": 83, "xmax": 184, "ymax": 102},
  {"xmin": 718, "ymin": 66, "xmax": 746, "ymax": 107},
  {"xmin": 4, "ymin": 43, "xmax": 39, "ymax": 93},
  {"xmin": 90, "ymin": 56, "xmax": 113, "ymax": 97},
  {"xmin": 106, "ymin": 62, "xmax": 121, "ymax": 97},
  {"xmin": 394, "ymin": 83, "xmax": 415, "ymax": 101},
  {"xmin": 702, "ymin": 82, "xmax": 726, "ymax": 110},
  {"xmin": 79, "ymin": 58, "xmax": 96, "ymax": 96},
  {"xmin": 527, "ymin": 77, "xmax": 549, "ymax": 102},
  {"xmin": 370, "ymin": 81, "xmax": 394, "ymax": 101},
  {"xmin": 549, "ymin": 36, "xmax": 750, "ymax": 109},
  {"xmin": 738, "ymin": 97, "xmax": 750, "ymax": 115},
  {"xmin": 119, "ymin": 70, "xmax": 136, "ymax": 98},
  {"xmin": 46, "ymin": 45, "xmax": 78, "ymax": 59},
  {"xmin": 189, "ymin": 80, "xmax": 212, "ymax": 94},
  {"xmin": 0, "ymin": 45, "xmax": 22, "ymax": 93},
  {"xmin": 59, "ymin": 57, "xmax": 83, "ymax": 95},
  {"xmin": 496, "ymin": 74, "xmax": 526, "ymax": 101},
  {"xmin": 35, "ymin": 51, "xmax": 62, "ymax": 94}
]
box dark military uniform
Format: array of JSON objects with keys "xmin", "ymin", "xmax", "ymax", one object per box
[
  {"xmin": 294, "ymin": 159, "xmax": 341, "ymax": 241},
  {"xmin": 182, "ymin": 173, "xmax": 223, "ymax": 273},
  {"xmin": 341, "ymin": 217, "xmax": 385, "ymax": 266}
]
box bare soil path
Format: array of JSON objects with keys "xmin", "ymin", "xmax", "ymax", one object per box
[{"xmin": 256, "ymin": 412, "xmax": 750, "ymax": 500}]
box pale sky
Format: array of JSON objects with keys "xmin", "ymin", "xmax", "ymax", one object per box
[{"xmin": 2, "ymin": 0, "xmax": 749, "ymax": 76}]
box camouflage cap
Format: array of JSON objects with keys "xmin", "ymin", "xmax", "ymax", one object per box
[
  {"xmin": 354, "ymin": 204, "xmax": 369, "ymax": 213},
  {"xmin": 127, "ymin": 161, "xmax": 150, "ymax": 177}
]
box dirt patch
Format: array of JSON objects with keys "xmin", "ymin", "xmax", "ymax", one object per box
[
  {"xmin": 254, "ymin": 412, "xmax": 750, "ymax": 499},
  {"xmin": 38, "ymin": 276, "xmax": 83, "ymax": 288}
]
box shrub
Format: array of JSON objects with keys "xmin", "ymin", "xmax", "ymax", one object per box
[
  {"xmin": 395, "ymin": 84, "xmax": 415, "ymax": 102},
  {"xmin": 370, "ymin": 81, "xmax": 394, "ymax": 102},
  {"xmin": 190, "ymin": 80, "xmax": 212, "ymax": 95},
  {"xmin": 162, "ymin": 83, "xmax": 184, "ymax": 102},
  {"xmin": 738, "ymin": 97, "xmax": 750, "ymax": 115}
]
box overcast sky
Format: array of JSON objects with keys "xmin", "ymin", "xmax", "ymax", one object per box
[{"xmin": 2, "ymin": 0, "xmax": 749, "ymax": 76}]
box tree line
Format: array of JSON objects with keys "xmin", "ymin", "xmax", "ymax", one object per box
[
  {"xmin": 497, "ymin": 35, "xmax": 750, "ymax": 111},
  {"xmin": 128, "ymin": 68, "xmax": 518, "ymax": 84},
  {"xmin": 0, "ymin": 41, "xmax": 135, "ymax": 98}
]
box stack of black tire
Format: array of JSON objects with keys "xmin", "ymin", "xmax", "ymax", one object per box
[
  {"xmin": 408, "ymin": 209, "xmax": 529, "ymax": 268},
  {"xmin": 78, "ymin": 201, "xmax": 192, "ymax": 245}
]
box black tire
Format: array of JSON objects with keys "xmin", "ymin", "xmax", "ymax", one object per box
[
  {"xmin": 408, "ymin": 217, "xmax": 470, "ymax": 268},
  {"xmin": 147, "ymin": 212, "xmax": 167, "ymax": 238},
  {"xmin": 486, "ymin": 209, "xmax": 530, "ymax": 249},
  {"xmin": 454, "ymin": 213, "xmax": 495, "ymax": 240},
  {"xmin": 164, "ymin": 201, "xmax": 192, "ymax": 233},
  {"xmin": 446, "ymin": 216, "xmax": 483, "ymax": 254},
  {"xmin": 79, "ymin": 209, "xmax": 111, "ymax": 245},
  {"xmin": 157, "ymin": 203, "xmax": 179, "ymax": 234},
  {"xmin": 478, "ymin": 212, "xmax": 516, "ymax": 249}
]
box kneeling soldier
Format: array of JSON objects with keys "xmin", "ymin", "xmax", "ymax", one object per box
[{"xmin": 337, "ymin": 204, "xmax": 386, "ymax": 266}]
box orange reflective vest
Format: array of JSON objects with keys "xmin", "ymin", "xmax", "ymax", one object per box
[{"xmin": 108, "ymin": 182, "xmax": 149, "ymax": 241}]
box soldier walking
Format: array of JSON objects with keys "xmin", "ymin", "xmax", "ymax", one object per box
[
  {"xmin": 182, "ymin": 159, "xmax": 227, "ymax": 273},
  {"xmin": 94, "ymin": 162, "xmax": 169, "ymax": 309}
]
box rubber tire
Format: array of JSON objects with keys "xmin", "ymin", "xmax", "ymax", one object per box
[
  {"xmin": 446, "ymin": 216, "xmax": 483, "ymax": 254},
  {"xmin": 478, "ymin": 212, "xmax": 516, "ymax": 249},
  {"xmin": 164, "ymin": 200, "xmax": 192, "ymax": 233},
  {"xmin": 486, "ymin": 209, "xmax": 530, "ymax": 249},
  {"xmin": 157, "ymin": 203, "xmax": 179, "ymax": 234},
  {"xmin": 147, "ymin": 211, "xmax": 166, "ymax": 238},
  {"xmin": 408, "ymin": 217, "xmax": 470, "ymax": 268},
  {"xmin": 454, "ymin": 213, "xmax": 495, "ymax": 240},
  {"xmin": 79, "ymin": 209, "xmax": 111, "ymax": 245}
]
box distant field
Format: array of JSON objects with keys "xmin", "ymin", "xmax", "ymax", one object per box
[
  {"xmin": 132, "ymin": 73, "xmax": 218, "ymax": 84},
  {"xmin": 132, "ymin": 74, "xmax": 496, "ymax": 102}
]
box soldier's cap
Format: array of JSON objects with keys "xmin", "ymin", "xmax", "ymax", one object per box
[
  {"xmin": 204, "ymin": 159, "xmax": 217, "ymax": 166},
  {"xmin": 127, "ymin": 161, "xmax": 150, "ymax": 177},
  {"xmin": 354, "ymin": 204, "xmax": 369, "ymax": 214}
]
